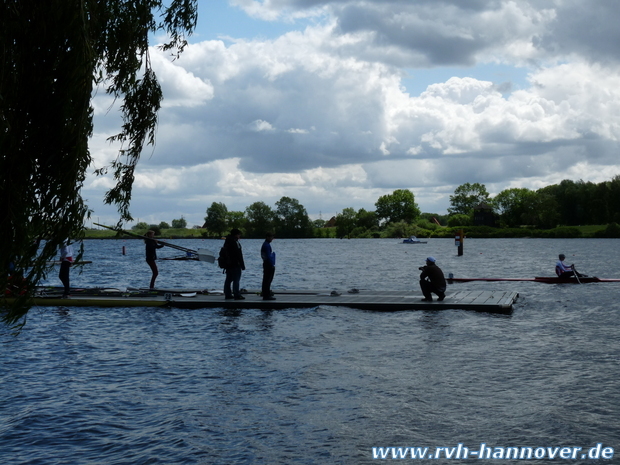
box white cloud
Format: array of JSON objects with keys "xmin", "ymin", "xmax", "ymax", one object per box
[{"xmin": 85, "ymin": 0, "xmax": 620, "ymax": 226}]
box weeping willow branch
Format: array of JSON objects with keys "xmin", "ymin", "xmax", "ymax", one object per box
[{"xmin": 0, "ymin": 0, "xmax": 198, "ymax": 326}]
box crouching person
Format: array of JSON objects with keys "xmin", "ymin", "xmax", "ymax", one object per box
[{"xmin": 419, "ymin": 256, "xmax": 446, "ymax": 302}]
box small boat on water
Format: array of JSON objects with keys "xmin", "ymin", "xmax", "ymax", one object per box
[
  {"xmin": 448, "ymin": 276, "xmax": 620, "ymax": 284},
  {"xmin": 402, "ymin": 235, "xmax": 427, "ymax": 244}
]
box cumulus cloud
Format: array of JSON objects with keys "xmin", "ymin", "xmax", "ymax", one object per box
[{"xmin": 85, "ymin": 0, "xmax": 620, "ymax": 225}]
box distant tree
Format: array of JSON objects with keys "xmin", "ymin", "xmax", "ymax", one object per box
[
  {"xmin": 356, "ymin": 208, "xmax": 379, "ymax": 230},
  {"xmin": 227, "ymin": 211, "xmax": 246, "ymax": 232},
  {"xmin": 447, "ymin": 214, "xmax": 472, "ymax": 227},
  {"xmin": 171, "ymin": 217, "xmax": 187, "ymax": 229},
  {"xmin": 245, "ymin": 201, "xmax": 275, "ymax": 237},
  {"xmin": 375, "ymin": 189, "xmax": 420, "ymax": 225},
  {"xmin": 313, "ymin": 219, "xmax": 327, "ymax": 228},
  {"xmin": 534, "ymin": 187, "xmax": 561, "ymax": 229},
  {"xmin": 132, "ymin": 222, "xmax": 149, "ymax": 231},
  {"xmin": 204, "ymin": 202, "xmax": 228, "ymax": 236},
  {"xmin": 448, "ymin": 183, "xmax": 490, "ymax": 216},
  {"xmin": 492, "ymin": 188, "xmax": 538, "ymax": 227},
  {"xmin": 336, "ymin": 208, "xmax": 356, "ymax": 238},
  {"xmin": 158, "ymin": 221, "xmax": 170, "ymax": 229},
  {"xmin": 275, "ymin": 197, "xmax": 313, "ymax": 237},
  {"xmin": 148, "ymin": 224, "xmax": 161, "ymax": 236}
]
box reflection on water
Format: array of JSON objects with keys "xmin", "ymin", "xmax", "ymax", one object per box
[{"xmin": 1, "ymin": 238, "xmax": 619, "ymax": 464}]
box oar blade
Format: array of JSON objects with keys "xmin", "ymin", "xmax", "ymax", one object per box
[{"xmin": 197, "ymin": 248, "xmax": 216, "ymax": 263}]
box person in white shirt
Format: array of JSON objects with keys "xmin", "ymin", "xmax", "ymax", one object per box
[
  {"xmin": 59, "ymin": 241, "xmax": 74, "ymax": 297},
  {"xmin": 555, "ymin": 254, "xmax": 583, "ymax": 278}
]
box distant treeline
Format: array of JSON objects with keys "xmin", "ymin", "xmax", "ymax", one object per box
[{"xmin": 98, "ymin": 176, "xmax": 620, "ymax": 239}]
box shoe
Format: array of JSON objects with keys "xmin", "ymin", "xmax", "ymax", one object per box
[
  {"xmin": 437, "ymin": 294, "xmax": 445, "ymax": 302},
  {"xmin": 263, "ymin": 296, "xmax": 276, "ymax": 301},
  {"xmin": 234, "ymin": 295, "xmax": 245, "ymax": 300},
  {"xmin": 225, "ymin": 295, "xmax": 234, "ymax": 300},
  {"xmin": 420, "ymin": 298, "xmax": 432, "ymax": 302}
]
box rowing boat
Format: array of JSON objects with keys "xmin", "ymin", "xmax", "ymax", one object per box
[{"xmin": 448, "ymin": 276, "xmax": 620, "ymax": 284}]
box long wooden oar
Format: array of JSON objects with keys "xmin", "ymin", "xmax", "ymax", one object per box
[
  {"xmin": 94, "ymin": 223, "xmax": 215, "ymax": 262},
  {"xmin": 572, "ymin": 265, "xmax": 582, "ymax": 284}
]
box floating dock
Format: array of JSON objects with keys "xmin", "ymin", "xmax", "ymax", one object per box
[{"xmin": 20, "ymin": 288, "xmax": 519, "ymax": 314}]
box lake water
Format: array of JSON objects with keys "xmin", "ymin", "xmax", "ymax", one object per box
[{"xmin": 1, "ymin": 238, "xmax": 619, "ymax": 464}]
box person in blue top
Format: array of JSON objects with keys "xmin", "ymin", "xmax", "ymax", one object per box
[{"xmin": 261, "ymin": 232, "xmax": 276, "ymax": 300}]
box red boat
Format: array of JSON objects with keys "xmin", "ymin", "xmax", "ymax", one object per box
[{"xmin": 448, "ymin": 276, "xmax": 620, "ymax": 284}]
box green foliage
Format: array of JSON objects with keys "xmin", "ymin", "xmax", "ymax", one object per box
[
  {"xmin": 492, "ymin": 188, "xmax": 537, "ymax": 227},
  {"xmin": 245, "ymin": 202, "xmax": 274, "ymax": 238},
  {"xmin": 416, "ymin": 219, "xmax": 439, "ymax": 231},
  {"xmin": 133, "ymin": 222, "xmax": 149, "ymax": 230},
  {"xmin": 336, "ymin": 207, "xmax": 356, "ymax": 238},
  {"xmin": 227, "ymin": 211, "xmax": 246, "ymax": 231},
  {"xmin": 419, "ymin": 213, "xmax": 447, "ymax": 226},
  {"xmin": 275, "ymin": 197, "xmax": 313, "ymax": 238},
  {"xmin": 381, "ymin": 221, "xmax": 412, "ymax": 238},
  {"xmin": 447, "ymin": 214, "xmax": 472, "ymax": 227},
  {"xmin": 356, "ymin": 208, "xmax": 379, "ymax": 230},
  {"xmin": 593, "ymin": 222, "xmax": 620, "ymax": 238},
  {"xmin": 158, "ymin": 221, "xmax": 170, "ymax": 229},
  {"xmin": 204, "ymin": 202, "xmax": 228, "ymax": 236},
  {"xmin": 1, "ymin": 0, "xmax": 198, "ymax": 325},
  {"xmin": 171, "ymin": 217, "xmax": 187, "ymax": 229},
  {"xmin": 375, "ymin": 189, "xmax": 420, "ymax": 225},
  {"xmin": 449, "ymin": 183, "xmax": 490, "ymax": 216},
  {"xmin": 148, "ymin": 225, "xmax": 161, "ymax": 236}
]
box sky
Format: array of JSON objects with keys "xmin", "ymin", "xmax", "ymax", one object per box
[{"xmin": 85, "ymin": 0, "xmax": 620, "ymax": 228}]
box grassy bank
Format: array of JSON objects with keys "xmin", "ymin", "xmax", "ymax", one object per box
[{"xmin": 84, "ymin": 228, "xmax": 209, "ymax": 239}]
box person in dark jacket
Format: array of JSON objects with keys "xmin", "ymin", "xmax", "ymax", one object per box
[
  {"xmin": 59, "ymin": 241, "xmax": 74, "ymax": 298},
  {"xmin": 419, "ymin": 256, "xmax": 446, "ymax": 301},
  {"xmin": 261, "ymin": 232, "xmax": 276, "ymax": 300},
  {"xmin": 223, "ymin": 228, "xmax": 246, "ymax": 300},
  {"xmin": 145, "ymin": 230, "xmax": 165, "ymax": 289}
]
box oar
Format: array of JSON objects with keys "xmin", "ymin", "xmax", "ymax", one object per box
[
  {"xmin": 572, "ymin": 265, "xmax": 581, "ymax": 284},
  {"xmin": 94, "ymin": 223, "xmax": 215, "ymax": 262},
  {"xmin": 197, "ymin": 248, "xmax": 216, "ymax": 264}
]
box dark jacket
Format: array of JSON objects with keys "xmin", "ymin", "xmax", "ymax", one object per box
[
  {"xmin": 145, "ymin": 238, "xmax": 164, "ymax": 261},
  {"xmin": 420, "ymin": 263, "xmax": 446, "ymax": 290},
  {"xmin": 224, "ymin": 235, "xmax": 245, "ymax": 270}
]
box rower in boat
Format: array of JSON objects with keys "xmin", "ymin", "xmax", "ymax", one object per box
[{"xmin": 555, "ymin": 254, "xmax": 585, "ymax": 279}]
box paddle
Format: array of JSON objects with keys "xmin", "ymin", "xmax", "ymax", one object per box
[
  {"xmin": 571, "ymin": 265, "xmax": 581, "ymax": 284},
  {"xmin": 94, "ymin": 223, "xmax": 216, "ymax": 263}
]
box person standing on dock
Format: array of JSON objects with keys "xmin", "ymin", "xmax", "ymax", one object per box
[
  {"xmin": 261, "ymin": 232, "xmax": 276, "ymax": 300},
  {"xmin": 59, "ymin": 241, "xmax": 74, "ymax": 298},
  {"xmin": 555, "ymin": 254, "xmax": 584, "ymax": 278},
  {"xmin": 419, "ymin": 256, "xmax": 446, "ymax": 302},
  {"xmin": 223, "ymin": 228, "xmax": 246, "ymax": 300},
  {"xmin": 145, "ymin": 230, "xmax": 165, "ymax": 289}
]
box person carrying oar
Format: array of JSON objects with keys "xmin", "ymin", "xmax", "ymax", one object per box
[
  {"xmin": 145, "ymin": 230, "xmax": 165, "ymax": 289},
  {"xmin": 555, "ymin": 254, "xmax": 585, "ymax": 279}
]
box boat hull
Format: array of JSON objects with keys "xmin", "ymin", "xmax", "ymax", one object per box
[{"xmin": 448, "ymin": 276, "xmax": 620, "ymax": 284}]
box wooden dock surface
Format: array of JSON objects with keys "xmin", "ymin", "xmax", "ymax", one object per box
[{"xmin": 24, "ymin": 288, "xmax": 519, "ymax": 314}]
